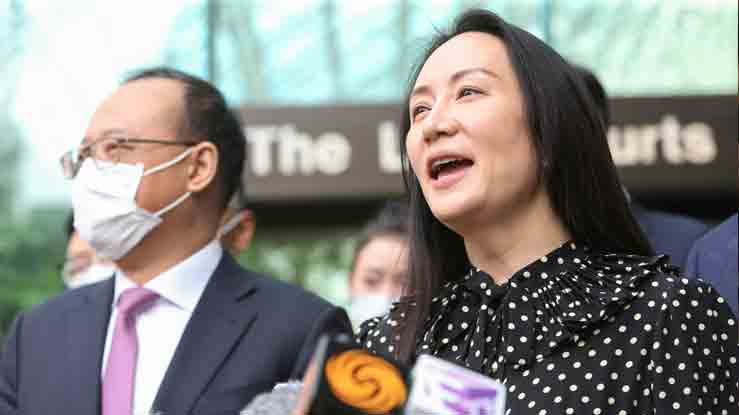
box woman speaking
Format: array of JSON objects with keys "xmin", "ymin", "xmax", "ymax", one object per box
[{"xmin": 358, "ymin": 8, "xmax": 737, "ymax": 414}]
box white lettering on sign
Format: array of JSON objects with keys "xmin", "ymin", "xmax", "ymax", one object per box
[
  {"xmin": 314, "ymin": 132, "xmax": 352, "ymax": 175},
  {"xmin": 245, "ymin": 124, "xmax": 352, "ymax": 176},
  {"xmin": 278, "ymin": 124, "xmax": 314, "ymax": 175},
  {"xmin": 247, "ymin": 126, "xmax": 278, "ymax": 177},
  {"xmin": 608, "ymin": 115, "xmax": 717, "ymax": 166},
  {"xmin": 378, "ymin": 121, "xmax": 402, "ymax": 174}
]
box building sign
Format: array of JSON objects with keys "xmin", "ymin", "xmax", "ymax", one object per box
[
  {"xmin": 609, "ymin": 95, "xmax": 735, "ymax": 198},
  {"xmin": 239, "ymin": 95, "xmax": 736, "ymax": 204},
  {"xmin": 240, "ymin": 104, "xmax": 404, "ymax": 203}
]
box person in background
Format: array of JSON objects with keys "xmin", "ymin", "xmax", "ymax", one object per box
[
  {"xmin": 347, "ymin": 200, "xmax": 409, "ymax": 329},
  {"xmin": 685, "ymin": 214, "xmax": 738, "ymax": 316},
  {"xmin": 62, "ymin": 188, "xmax": 254, "ymax": 290},
  {"xmin": 358, "ymin": 9, "xmax": 736, "ymax": 413},
  {"xmin": 63, "ymin": 212, "xmax": 118, "ymax": 289},
  {"xmin": 684, "ymin": 136, "xmax": 738, "ymax": 315},
  {"xmin": 1, "ymin": 67, "xmax": 351, "ymax": 415},
  {"xmin": 574, "ymin": 65, "xmax": 709, "ymax": 267},
  {"xmin": 216, "ymin": 184, "xmax": 256, "ymax": 257}
]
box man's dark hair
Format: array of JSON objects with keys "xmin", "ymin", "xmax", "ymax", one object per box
[
  {"xmin": 123, "ymin": 67, "xmax": 246, "ymax": 210},
  {"xmin": 574, "ymin": 65, "xmax": 611, "ymax": 127}
]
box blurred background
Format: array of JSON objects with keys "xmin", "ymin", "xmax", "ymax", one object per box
[{"xmin": 0, "ymin": 0, "xmax": 736, "ymax": 337}]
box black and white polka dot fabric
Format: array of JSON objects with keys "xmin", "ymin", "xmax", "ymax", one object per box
[{"xmin": 358, "ymin": 242, "xmax": 738, "ymax": 414}]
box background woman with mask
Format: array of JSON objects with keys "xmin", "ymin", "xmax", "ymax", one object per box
[
  {"xmin": 358, "ymin": 9, "xmax": 737, "ymax": 414},
  {"xmin": 347, "ymin": 200, "xmax": 409, "ymax": 330},
  {"xmin": 63, "ymin": 213, "xmax": 117, "ymax": 289}
]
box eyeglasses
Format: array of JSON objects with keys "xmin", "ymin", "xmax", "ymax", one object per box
[{"xmin": 60, "ymin": 137, "xmax": 198, "ymax": 179}]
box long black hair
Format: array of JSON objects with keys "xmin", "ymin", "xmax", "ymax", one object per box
[{"xmin": 395, "ymin": 9, "xmax": 653, "ymax": 363}]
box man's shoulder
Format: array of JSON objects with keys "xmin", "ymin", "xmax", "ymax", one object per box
[
  {"xmin": 238, "ymin": 266, "xmax": 334, "ymax": 311},
  {"xmin": 18, "ymin": 280, "xmax": 109, "ymax": 325},
  {"xmin": 693, "ymin": 214, "xmax": 738, "ymax": 252},
  {"xmin": 634, "ymin": 206, "xmax": 709, "ymax": 238}
]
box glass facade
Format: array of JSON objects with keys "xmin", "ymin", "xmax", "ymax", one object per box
[{"xmin": 164, "ymin": 0, "xmax": 738, "ymax": 106}]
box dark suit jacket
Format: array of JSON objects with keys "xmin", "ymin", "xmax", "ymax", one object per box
[
  {"xmin": 0, "ymin": 253, "xmax": 351, "ymax": 415},
  {"xmin": 685, "ymin": 214, "xmax": 738, "ymax": 316},
  {"xmin": 631, "ymin": 202, "xmax": 709, "ymax": 267}
]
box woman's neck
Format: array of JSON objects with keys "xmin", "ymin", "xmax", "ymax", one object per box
[{"xmin": 462, "ymin": 191, "xmax": 571, "ymax": 285}]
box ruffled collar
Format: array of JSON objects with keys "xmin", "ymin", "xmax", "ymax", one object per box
[{"xmin": 417, "ymin": 241, "xmax": 671, "ymax": 376}]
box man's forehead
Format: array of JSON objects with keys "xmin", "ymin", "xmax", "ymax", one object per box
[
  {"xmin": 86, "ymin": 78, "xmax": 186, "ymax": 138},
  {"xmin": 106, "ymin": 78, "xmax": 185, "ymax": 113}
]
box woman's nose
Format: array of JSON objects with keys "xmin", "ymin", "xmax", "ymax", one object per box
[{"xmin": 421, "ymin": 105, "xmax": 459, "ymax": 143}]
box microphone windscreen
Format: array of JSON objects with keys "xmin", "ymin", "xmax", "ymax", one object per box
[
  {"xmin": 240, "ymin": 382, "xmax": 302, "ymax": 415},
  {"xmin": 405, "ymin": 355, "xmax": 507, "ymax": 415}
]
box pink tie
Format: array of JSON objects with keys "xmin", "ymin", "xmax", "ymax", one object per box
[{"xmin": 102, "ymin": 287, "xmax": 160, "ymax": 415}]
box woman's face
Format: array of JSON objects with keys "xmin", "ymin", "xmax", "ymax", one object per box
[
  {"xmin": 405, "ymin": 32, "xmax": 541, "ymax": 230},
  {"xmin": 350, "ymin": 234, "xmax": 408, "ymax": 299}
]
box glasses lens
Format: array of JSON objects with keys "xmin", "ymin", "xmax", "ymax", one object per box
[
  {"xmin": 91, "ymin": 137, "xmax": 122, "ymax": 172},
  {"xmin": 60, "ymin": 150, "xmax": 77, "ymax": 179}
]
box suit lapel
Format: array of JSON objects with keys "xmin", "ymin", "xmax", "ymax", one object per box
[
  {"xmin": 152, "ymin": 254, "xmax": 258, "ymax": 415},
  {"xmin": 63, "ymin": 278, "xmax": 114, "ymax": 415}
]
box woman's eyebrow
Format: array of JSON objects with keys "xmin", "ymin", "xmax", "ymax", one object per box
[
  {"xmin": 410, "ymin": 67, "xmax": 499, "ymax": 100},
  {"xmin": 449, "ymin": 67, "xmax": 498, "ymax": 84}
]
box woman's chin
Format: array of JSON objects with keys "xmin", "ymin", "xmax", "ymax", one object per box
[{"xmin": 429, "ymin": 200, "xmax": 478, "ymax": 232}]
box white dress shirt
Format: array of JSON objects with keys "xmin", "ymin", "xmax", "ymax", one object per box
[{"xmin": 101, "ymin": 240, "xmax": 223, "ymax": 415}]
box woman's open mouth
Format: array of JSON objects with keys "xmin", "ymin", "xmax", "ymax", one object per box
[{"xmin": 429, "ymin": 156, "xmax": 474, "ymax": 188}]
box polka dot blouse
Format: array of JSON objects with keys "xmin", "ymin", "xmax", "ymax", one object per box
[{"xmin": 358, "ymin": 242, "xmax": 738, "ymax": 414}]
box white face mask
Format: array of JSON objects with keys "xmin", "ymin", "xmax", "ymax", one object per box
[
  {"xmin": 63, "ymin": 263, "xmax": 117, "ymax": 289},
  {"xmin": 71, "ymin": 149, "xmax": 193, "ymax": 261},
  {"xmin": 348, "ymin": 294, "xmax": 397, "ymax": 330}
]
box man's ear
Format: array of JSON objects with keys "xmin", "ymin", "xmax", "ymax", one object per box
[
  {"xmin": 186, "ymin": 142, "xmax": 219, "ymax": 193},
  {"xmin": 229, "ymin": 210, "xmax": 256, "ymax": 254}
]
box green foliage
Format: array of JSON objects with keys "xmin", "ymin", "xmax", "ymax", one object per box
[
  {"xmin": 0, "ymin": 216, "xmax": 357, "ymax": 339},
  {"xmin": 238, "ymin": 231, "xmax": 356, "ymax": 306},
  {"xmin": 0, "ymin": 206, "xmax": 67, "ymax": 339}
]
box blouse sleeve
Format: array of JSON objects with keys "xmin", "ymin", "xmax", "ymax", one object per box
[
  {"xmin": 356, "ymin": 315, "xmax": 398, "ymax": 357},
  {"xmin": 649, "ymin": 277, "xmax": 738, "ymax": 413}
]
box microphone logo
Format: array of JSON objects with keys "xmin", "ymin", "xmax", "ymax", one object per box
[{"xmin": 325, "ymin": 349, "xmax": 408, "ymax": 414}]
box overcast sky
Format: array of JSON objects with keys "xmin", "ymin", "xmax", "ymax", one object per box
[{"xmin": 13, "ymin": 0, "xmax": 186, "ymax": 208}]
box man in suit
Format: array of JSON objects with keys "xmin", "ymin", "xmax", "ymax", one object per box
[
  {"xmin": 628, "ymin": 200, "xmax": 708, "ymax": 267},
  {"xmin": 684, "ymin": 214, "xmax": 738, "ymax": 316},
  {"xmin": 0, "ymin": 67, "xmax": 351, "ymax": 415},
  {"xmin": 684, "ymin": 137, "xmax": 738, "ymax": 315},
  {"xmin": 574, "ymin": 65, "xmax": 709, "ymax": 265},
  {"xmin": 216, "ymin": 184, "xmax": 256, "ymax": 258}
]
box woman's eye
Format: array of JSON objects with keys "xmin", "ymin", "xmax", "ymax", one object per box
[
  {"xmin": 459, "ymin": 87, "xmax": 480, "ymax": 98},
  {"xmin": 411, "ymin": 105, "xmax": 429, "ymax": 119}
]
